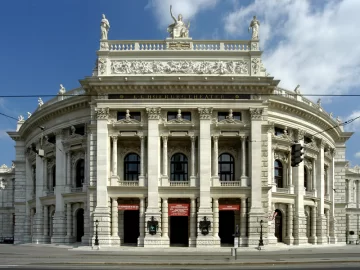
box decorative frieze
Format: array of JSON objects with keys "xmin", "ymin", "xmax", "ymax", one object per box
[
  {"xmin": 95, "ymin": 108, "xmax": 109, "ymax": 120},
  {"xmin": 98, "ymin": 58, "xmax": 107, "ymax": 75},
  {"xmin": 110, "ymin": 60, "xmax": 249, "ymax": 75},
  {"xmin": 146, "ymin": 107, "xmax": 161, "ymax": 120},
  {"xmin": 249, "ymin": 108, "xmax": 263, "ymax": 120},
  {"xmin": 274, "ymin": 151, "xmax": 288, "ymax": 164},
  {"xmin": 198, "ymin": 108, "xmax": 213, "ymax": 120},
  {"xmin": 251, "ymin": 58, "xmax": 261, "ymax": 74},
  {"xmin": 71, "ymin": 151, "xmax": 85, "ymax": 165}
]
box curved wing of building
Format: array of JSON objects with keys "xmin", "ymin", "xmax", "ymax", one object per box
[{"xmin": 2, "ymin": 13, "xmax": 360, "ymax": 248}]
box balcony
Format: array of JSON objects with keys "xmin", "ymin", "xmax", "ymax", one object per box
[
  {"xmin": 276, "ymin": 188, "xmax": 290, "ymax": 194},
  {"xmin": 220, "ymin": 181, "xmax": 241, "ymax": 187},
  {"xmin": 118, "ymin": 180, "xmax": 139, "ymax": 187},
  {"xmin": 169, "ymin": 181, "xmax": 190, "ymax": 187},
  {"xmin": 71, "ymin": 187, "xmax": 84, "ymax": 193}
]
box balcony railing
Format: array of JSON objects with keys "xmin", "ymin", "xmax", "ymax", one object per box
[
  {"xmin": 169, "ymin": 181, "xmax": 190, "ymax": 187},
  {"xmin": 220, "ymin": 181, "xmax": 241, "ymax": 187},
  {"xmin": 71, "ymin": 187, "xmax": 83, "ymax": 193},
  {"xmin": 305, "ymin": 190, "xmax": 315, "ymax": 197},
  {"xmin": 276, "ymin": 187, "xmax": 290, "ymax": 194},
  {"xmin": 118, "ymin": 181, "xmax": 139, "ymax": 187}
]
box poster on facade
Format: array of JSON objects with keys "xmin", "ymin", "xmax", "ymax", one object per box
[
  {"xmin": 168, "ymin": 203, "xmax": 189, "ymax": 216},
  {"xmin": 118, "ymin": 204, "xmax": 139, "ymax": 211},
  {"xmin": 219, "ymin": 205, "xmax": 240, "ymax": 211}
]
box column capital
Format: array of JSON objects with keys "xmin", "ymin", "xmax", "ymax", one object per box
[
  {"xmin": 146, "ymin": 107, "xmax": 161, "ymax": 120},
  {"xmin": 198, "ymin": 107, "xmax": 213, "ymax": 119},
  {"xmin": 95, "ymin": 107, "xmax": 110, "ymax": 120},
  {"xmin": 111, "ymin": 135, "xmax": 118, "ymax": 142},
  {"xmin": 190, "ymin": 135, "xmax": 196, "ymax": 142},
  {"xmin": 212, "ymin": 135, "xmax": 219, "ymax": 141},
  {"xmin": 162, "ymin": 136, "xmax": 168, "ymax": 142},
  {"xmin": 240, "ymin": 135, "xmax": 247, "ymax": 141},
  {"xmin": 249, "ymin": 108, "xmax": 263, "ymax": 120}
]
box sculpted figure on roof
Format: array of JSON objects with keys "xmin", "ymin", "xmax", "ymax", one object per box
[
  {"xmin": 100, "ymin": 14, "xmax": 110, "ymax": 40},
  {"xmin": 248, "ymin": 15, "xmax": 260, "ymax": 40},
  {"xmin": 167, "ymin": 5, "xmax": 190, "ymax": 39}
]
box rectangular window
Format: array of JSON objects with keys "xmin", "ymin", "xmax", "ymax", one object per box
[{"xmin": 274, "ymin": 127, "xmax": 284, "ymax": 136}]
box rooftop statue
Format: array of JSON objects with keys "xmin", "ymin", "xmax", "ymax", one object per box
[
  {"xmin": 167, "ymin": 5, "xmax": 190, "ymax": 39},
  {"xmin": 248, "ymin": 15, "xmax": 260, "ymax": 40},
  {"xmin": 100, "ymin": 14, "xmax": 110, "ymax": 40},
  {"xmin": 59, "ymin": 84, "xmax": 66, "ymax": 95}
]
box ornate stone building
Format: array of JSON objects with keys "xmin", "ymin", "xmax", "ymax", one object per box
[{"xmin": 3, "ymin": 13, "xmax": 360, "ymax": 247}]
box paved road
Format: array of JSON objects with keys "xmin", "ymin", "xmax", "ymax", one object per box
[{"xmin": 0, "ymin": 244, "xmax": 360, "ymax": 268}]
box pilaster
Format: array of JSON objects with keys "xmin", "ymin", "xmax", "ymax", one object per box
[
  {"xmin": 137, "ymin": 198, "xmax": 145, "ymax": 246},
  {"xmin": 33, "ymin": 153, "xmax": 44, "ymax": 243},
  {"xmin": 316, "ymin": 140, "xmax": 327, "ymax": 244},
  {"xmin": 161, "ymin": 198, "xmax": 170, "ymax": 245},
  {"xmin": 239, "ymin": 198, "xmax": 248, "ymax": 246},
  {"xmin": 189, "ymin": 198, "xmax": 196, "ymax": 247},
  {"xmin": 240, "ymin": 136, "xmax": 248, "ymax": 187},
  {"xmin": 111, "ymin": 198, "xmax": 120, "ymax": 245},
  {"xmin": 284, "ymin": 203, "xmax": 294, "ymax": 245}
]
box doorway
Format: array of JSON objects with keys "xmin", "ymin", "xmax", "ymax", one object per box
[
  {"xmin": 274, "ymin": 209, "xmax": 283, "ymax": 242},
  {"xmin": 123, "ymin": 210, "xmax": 139, "ymax": 244},
  {"xmin": 170, "ymin": 216, "xmax": 188, "ymax": 246},
  {"xmin": 219, "ymin": 211, "xmax": 235, "ymax": 245},
  {"xmin": 76, "ymin": 208, "xmax": 84, "ymax": 242}
]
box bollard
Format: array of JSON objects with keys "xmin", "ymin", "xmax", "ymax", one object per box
[{"xmin": 231, "ymin": 247, "xmax": 237, "ymax": 259}]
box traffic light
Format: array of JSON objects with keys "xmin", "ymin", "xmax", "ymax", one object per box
[{"xmin": 291, "ymin": 142, "xmax": 304, "ymax": 167}]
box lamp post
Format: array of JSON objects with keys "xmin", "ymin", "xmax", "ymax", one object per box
[
  {"xmin": 258, "ymin": 219, "xmax": 264, "ymax": 250},
  {"xmin": 94, "ymin": 219, "xmax": 99, "ymax": 247}
]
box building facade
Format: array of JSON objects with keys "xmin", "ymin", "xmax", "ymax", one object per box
[{"xmin": 3, "ymin": 14, "xmax": 360, "ymax": 247}]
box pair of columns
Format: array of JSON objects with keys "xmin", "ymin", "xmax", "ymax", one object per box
[
  {"xmin": 212, "ymin": 136, "xmax": 248, "ymax": 180},
  {"xmin": 111, "ymin": 136, "xmax": 145, "ymax": 178},
  {"xmin": 161, "ymin": 136, "xmax": 196, "ymax": 178}
]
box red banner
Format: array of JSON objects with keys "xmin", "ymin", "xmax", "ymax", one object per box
[
  {"xmin": 168, "ymin": 203, "xmax": 189, "ymax": 216},
  {"xmin": 219, "ymin": 204, "xmax": 240, "ymax": 211},
  {"xmin": 118, "ymin": 204, "xmax": 139, "ymax": 211}
]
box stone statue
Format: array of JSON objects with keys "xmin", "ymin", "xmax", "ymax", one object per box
[
  {"xmin": 317, "ymin": 98, "xmax": 321, "ymax": 106},
  {"xmin": 294, "ymin": 84, "xmax": 301, "ymax": 94},
  {"xmin": 330, "ymin": 112, "xmax": 333, "ymax": 117},
  {"xmin": 227, "ymin": 109, "xmax": 234, "ymax": 120},
  {"xmin": 177, "ymin": 109, "xmax": 182, "ymax": 120},
  {"xmin": 70, "ymin": 126, "xmax": 76, "ymax": 135},
  {"xmin": 336, "ymin": 116, "xmax": 341, "ymax": 124},
  {"xmin": 248, "ymin": 15, "xmax": 260, "ymax": 40},
  {"xmin": 59, "ymin": 84, "xmax": 66, "ymax": 95},
  {"xmin": 18, "ymin": 115, "xmax": 24, "ymax": 122},
  {"xmin": 167, "ymin": 5, "xmax": 190, "ymax": 38},
  {"xmin": 27, "ymin": 112, "xmax": 32, "ymax": 118},
  {"xmin": 38, "ymin": 98, "xmax": 44, "ymax": 107},
  {"xmin": 125, "ymin": 109, "xmax": 131, "ymax": 120},
  {"xmin": 100, "ymin": 14, "xmax": 110, "ymax": 40}
]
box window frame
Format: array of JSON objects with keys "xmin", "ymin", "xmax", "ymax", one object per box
[
  {"xmin": 218, "ymin": 153, "xmax": 235, "ymax": 181},
  {"xmin": 170, "ymin": 153, "xmax": 188, "ymax": 181},
  {"xmin": 274, "ymin": 159, "xmax": 283, "ymax": 188},
  {"xmin": 124, "ymin": 153, "xmax": 140, "ymax": 181}
]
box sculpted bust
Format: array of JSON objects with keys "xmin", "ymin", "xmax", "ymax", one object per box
[{"xmin": 167, "ymin": 5, "xmax": 190, "ymax": 38}]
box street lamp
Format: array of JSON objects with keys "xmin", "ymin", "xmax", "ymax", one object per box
[
  {"xmin": 258, "ymin": 219, "xmax": 264, "ymax": 250},
  {"xmin": 94, "ymin": 219, "xmax": 99, "ymax": 247}
]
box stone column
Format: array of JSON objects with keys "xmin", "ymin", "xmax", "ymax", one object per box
[
  {"xmin": 33, "ymin": 151, "xmax": 44, "ymax": 244},
  {"xmin": 309, "ymin": 206, "xmax": 317, "ymax": 244},
  {"xmin": 43, "ymin": 205, "xmax": 49, "ymax": 242},
  {"xmin": 144, "ymin": 107, "xmax": 162, "ymax": 247},
  {"xmin": 268, "ymin": 202, "xmax": 278, "ymax": 245},
  {"xmin": 316, "ymin": 140, "xmax": 326, "ymax": 244},
  {"xmin": 248, "ymin": 108, "xmax": 265, "ymax": 246},
  {"xmin": 190, "ymin": 136, "xmax": 196, "ymax": 187},
  {"xmin": 189, "ymin": 198, "xmax": 196, "ymax": 247},
  {"xmin": 137, "ymin": 198, "xmax": 145, "ymax": 246},
  {"xmin": 240, "ymin": 198, "xmax": 248, "ymax": 246},
  {"xmin": 111, "ymin": 136, "xmax": 118, "ymax": 177},
  {"xmin": 139, "ymin": 135, "xmax": 145, "ymax": 186},
  {"xmin": 51, "ymin": 130, "xmax": 66, "ymax": 244},
  {"xmin": 66, "ymin": 151, "xmax": 71, "ymax": 187},
  {"xmin": 288, "ymin": 150, "xmax": 294, "ymax": 193},
  {"xmin": 111, "ymin": 198, "xmax": 120, "ymax": 245},
  {"xmin": 325, "ymin": 208, "xmax": 330, "ymax": 243},
  {"xmin": 94, "ymin": 107, "xmax": 111, "ymax": 246},
  {"xmin": 328, "ymin": 149, "xmax": 336, "ymax": 244},
  {"xmin": 66, "ymin": 203, "xmax": 72, "ymax": 243},
  {"xmin": 161, "ymin": 198, "xmax": 169, "ymax": 243},
  {"xmin": 24, "ymin": 155, "xmax": 33, "ymax": 243},
  {"xmin": 197, "ymin": 108, "xmax": 218, "ymax": 247},
  {"xmin": 213, "ymin": 198, "xmax": 219, "ymax": 239},
  {"xmin": 285, "ymin": 203, "xmax": 294, "ymax": 245},
  {"xmin": 240, "ymin": 136, "xmax": 248, "ymax": 187},
  {"xmin": 212, "ymin": 136, "xmax": 219, "ymax": 178},
  {"xmin": 162, "ymin": 136, "xmax": 168, "ymax": 178},
  {"xmin": 312, "ymin": 159, "xmax": 317, "ymax": 196}
]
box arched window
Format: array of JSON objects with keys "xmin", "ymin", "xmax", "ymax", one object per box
[
  {"xmin": 274, "ymin": 160, "xmax": 283, "ymax": 188},
  {"xmin": 76, "ymin": 159, "xmax": 85, "ymax": 188},
  {"xmin": 124, "ymin": 153, "xmax": 140, "ymax": 181},
  {"xmin": 218, "ymin": 153, "xmax": 234, "ymax": 181},
  {"xmin": 52, "ymin": 166, "xmax": 56, "ymax": 188},
  {"xmin": 304, "ymin": 167, "xmax": 308, "ymax": 190},
  {"xmin": 170, "ymin": 153, "xmax": 188, "ymax": 181}
]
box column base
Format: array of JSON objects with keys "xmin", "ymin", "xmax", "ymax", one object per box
[
  {"xmin": 196, "ymin": 236, "xmax": 221, "ymax": 247},
  {"xmin": 189, "ymin": 236, "xmax": 196, "ymax": 247},
  {"xmin": 240, "ymin": 176, "xmax": 249, "ymax": 187},
  {"xmin": 42, "ymin": 236, "xmax": 51, "ymax": 244},
  {"xmin": 139, "ymin": 176, "xmax": 145, "ymax": 187},
  {"xmin": 51, "ymin": 212, "xmax": 66, "ymax": 244},
  {"xmin": 284, "ymin": 236, "xmax": 294, "ymax": 245},
  {"xmin": 211, "ymin": 176, "xmax": 220, "ymax": 187},
  {"xmin": 161, "ymin": 176, "xmax": 169, "ymax": 187},
  {"xmin": 144, "ymin": 235, "xmax": 169, "ymax": 247},
  {"xmin": 111, "ymin": 236, "xmax": 120, "ymax": 246},
  {"xmin": 247, "ymin": 211, "xmax": 266, "ymax": 247},
  {"xmin": 23, "ymin": 235, "xmax": 32, "ymax": 244},
  {"xmin": 64, "ymin": 236, "xmax": 75, "ymax": 244},
  {"xmin": 329, "ymin": 236, "xmax": 337, "ymax": 244},
  {"xmin": 190, "ymin": 176, "xmax": 196, "ymax": 187},
  {"xmin": 137, "ymin": 236, "xmax": 144, "ymax": 247},
  {"xmin": 93, "ymin": 208, "xmax": 111, "ymax": 246},
  {"xmin": 239, "ymin": 236, "xmax": 248, "ymax": 247},
  {"xmin": 32, "ymin": 234, "xmax": 46, "ymax": 244},
  {"xmin": 293, "ymin": 215, "xmax": 308, "ymax": 245},
  {"xmin": 289, "ymin": 185, "xmax": 295, "ymax": 194},
  {"xmin": 308, "ymin": 236, "xmax": 317, "ymax": 244}
]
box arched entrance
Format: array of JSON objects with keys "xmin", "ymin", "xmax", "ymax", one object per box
[
  {"xmin": 76, "ymin": 208, "xmax": 84, "ymax": 242},
  {"xmin": 274, "ymin": 209, "xmax": 283, "ymax": 242}
]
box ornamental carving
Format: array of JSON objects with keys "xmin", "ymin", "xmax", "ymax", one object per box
[
  {"xmin": 304, "ymin": 159, "xmax": 312, "ymax": 170},
  {"xmin": 296, "ymin": 129, "xmax": 306, "ymax": 141},
  {"xmin": 98, "ymin": 58, "xmax": 107, "ymax": 74},
  {"xmin": 164, "ymin": 109, "xmax": 193, "ymax": 125},
  {"xmin": 110, "ymin": 60, "xmax": 249, "ymax": 75},
  {"xmin": 249, "ymin": 108, "xmax": 263, "ymax": 120},
  {"xmin": 113, "ymin": 110, "xmax": 142, "ymax": 125},
  {"xmin": 219, "ymin": 145, "xmax": 238, "ymax": 159},
  {"xmin": 119, "ymin": 145, "xmax": 140, "ymax": 157},
  {"xmin": 198, "ymin": 108, "xmax": 213, "ymax": 120},
  {"xmin": 274, "ymin": 151, "xmax": 288, "ymax": 164},
  {"xmin": 251, "ymin": 58, "xmax": 260, "ymax": 74},
  {"xmin": 95, "ymin": 108, "xmax": 109, "ymax": 120},
  {"xmin": 168, "ymin": 145, "xmax": 190, "ymax": 158},
  {"xmin": 146, "ymin": 107, "xmax": 161, "ymax": 120},
  {"xmin": 47, "ymin": 158, "xmax": 55, "ymax": 169}
]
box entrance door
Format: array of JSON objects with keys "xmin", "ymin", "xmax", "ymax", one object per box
[
  {"xmin": 123, "ymin": 210, "xmax": 139, "ymax": 244},
  {"xmin": 76, "ymin": 209, "xmax": 84, "ymax": 242},
  {"xmin": 170, "ymin": 216, "xmax": 188, "ymax": 246},
  {"xmin": 274, "ymin": 210, "xmax": 282, "ymax": 242},
  {"xmin": 219, "ymin": 211, "xmax": 235, "ymax": 245}
]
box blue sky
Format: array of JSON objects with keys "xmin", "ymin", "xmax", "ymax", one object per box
[{"xmin": 1, "ymin": 0, "xmax": 360, "ymax": 167}]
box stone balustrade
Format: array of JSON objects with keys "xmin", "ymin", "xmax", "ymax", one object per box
[{"xmin": 220, "ymin": 181, "xmax": 241, "ymax": 187}]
